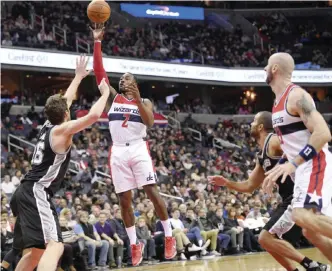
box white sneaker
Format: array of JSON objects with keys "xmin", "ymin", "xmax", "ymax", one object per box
[
  {"xmin": 211, "ymin": 250, "xmax": 221, "ymax": 256},
  {"xmin": 201, "ymin": 249, "xmax": 208, "ymax": 256},
  {"xmin": 201, "ymin": 239, "xmax": 211, "ymax": 250},
  {"xmin": 188, "ymin": 244, "xmax": 202, "ymax": 252},
  {"xmin": 180, "ymin": 253, "xmax": 187, "ymax": 260}
]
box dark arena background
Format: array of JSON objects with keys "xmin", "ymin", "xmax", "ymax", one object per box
[{"xmin": 1, "ymin": 1, "xmax": 332, "ymax": 271}]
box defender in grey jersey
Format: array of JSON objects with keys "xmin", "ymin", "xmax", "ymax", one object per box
[{"xmin": 13, "ymin": 56, "xmax": 113, "ymax": 271}]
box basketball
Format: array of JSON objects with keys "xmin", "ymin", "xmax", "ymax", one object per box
[{"xmin": 87, "ymin": 0, "xmax": 111, "ymax": 24}]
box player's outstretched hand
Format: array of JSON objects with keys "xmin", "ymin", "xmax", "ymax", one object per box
[
  {"xmin": 98, "ymin": 78, "xmax": 110, "ymax": 96},
  {"xmin": 207, "ymin": 175, "xmax": 228, "ymax": 187},
  {"xmin": 76, "ymin": 55, "xmax": 92, "ymax": 79},
  {"xmin": 89, "ymin": 23, "xmax": 105, "ymax": 41}
]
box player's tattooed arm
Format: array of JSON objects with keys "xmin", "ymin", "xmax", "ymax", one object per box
[{"xmin": 289, "ymin": 88, "xmax": 331, "ymax": 165}]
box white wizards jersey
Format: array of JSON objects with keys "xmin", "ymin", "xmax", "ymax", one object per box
[
  {"xmin": 272, "ymin": 83, "xmax": 329, "ymax": 161},
  {"xmin": 108, "ymin": 94, "xmax": 147, "ymax": 144}
]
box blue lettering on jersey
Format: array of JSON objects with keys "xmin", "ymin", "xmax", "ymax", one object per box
[{"xmin": 113, "ymin": 107, "xmax": 140, "ymax": 115}]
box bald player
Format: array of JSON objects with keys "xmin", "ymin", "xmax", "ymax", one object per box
[
  {"xmin": 209, "ymin": 111, "xmax": 329, "ymax": 271},
  {"xmin": 263, "ymin": 52, "xmax": 332, "ymax": 262}
]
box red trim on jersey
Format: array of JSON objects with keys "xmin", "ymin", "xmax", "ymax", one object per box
[
  {"xmin": 316, "ymin": 151, "xmax": 326, "ymax": 196},
  {"xmin": 272, "ymin": 83, "xmax": 296, "ymax": 113},
  {"xmin": 108, "ymin": 146, "xmax": 113, "ymax": 176},
  {"xmin": 114, "ymin": 94, "xmax": 138, "ymax": 106},
  {"xmin": 307, "ymin": 150, "xmax": 326, "ymax": 196},
  {"xmin": 145, "ymin": 141, "xmax": 156, "ymax": 172}
]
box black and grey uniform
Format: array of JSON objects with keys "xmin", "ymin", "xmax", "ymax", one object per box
[
  {"xmin": 13, "ymin": 121, "xmax": 71, "ymax": 249},
  {"xmin": 258, "ymin": 133, "xmax": 302, "ymax": 244}
]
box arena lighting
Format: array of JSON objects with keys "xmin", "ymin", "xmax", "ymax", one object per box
[
  {"xmin": 48, "ymin": 76, "xmax": 51, "ymax": 79},
  {"xmin": 250, "ymin": 92, "xmax": 256, "ymax": 100},
  {"xmin": 152, "ymin": 85, "xmax": 155, "ymax": 89},
  {"xmin": 246, "ymin": 90, "xmax": 251, "ymax": 97},
  {"xmin": 212, "ymin": 87, "xmax": 215, "ymax": 90}
]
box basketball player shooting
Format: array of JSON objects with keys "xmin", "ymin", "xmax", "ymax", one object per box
[
  {"xmin": 91, "ymin": 25, "xmax": 176, "ymax": 266},
  {"xmin": 208, "ymin": 111, "xmax": 329, "ymax": 271},
  {"xmin": 263, "ymin": 52, "xmax": 332, "ymax": 262},
  {"xmin": 13, "ymin": 56, "xmax": 112, "ymax": 271}
]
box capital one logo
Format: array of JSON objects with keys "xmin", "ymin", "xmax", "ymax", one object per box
[{"xmin": 146, "ymin": 6, "xmax": 180, "ymax": 17}]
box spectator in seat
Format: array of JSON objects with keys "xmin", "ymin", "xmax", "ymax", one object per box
[
  {"xmin": 1, "ymin": 218, "xmax": 13, "ymax": 261},
  {"xmin": 246, "ymin": 201, "xmax": 263, "ymax": 219},
  {"xmin": 136, "ymin": 217, "xmax": 157, "ymax": 264},
  {"xmin": 74, "ymin": 211, "xmax": 109, "ymax": 269},
  {"xmin": 58, "ymin": 216, "xmax": 79, "ymax": 271},
  {"xmin": 1, "ymin": 175, "xmax": 15, "ymax": 197},
  {"xmin": 210, "ymin": 208, "xmax": 232, "ymax": 255},
  {"xmin": 144, "ymin": 209, "xmax": 157, "ymax": 234},
  {"xmin": 110, "ymin": 208, "xmax": 131, "ymax": 266},
  {"xmin": 60, "ymin": 208, "xmax": 77, "ymax": 228},
  {"xmin": 197, "ymin": 209, "xmax": 221, "ymax": 256},
  {"xmin": 95, "ymin": 212, "xmax": 124, "ymax": 269},
  {"xmin": 224, "ymin": 208, "xmax": 244, "ymax": 254},
  {"xmin": 183, "ymin": 208, "xmax": 211, "ymax": 255}
]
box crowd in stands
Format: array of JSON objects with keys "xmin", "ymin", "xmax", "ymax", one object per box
[
  {"xmin": 1, "ymin": 2, "xmax": 332, "ymax": 67},
  {"xmin": 2, "ymin": 92, "xmax": 319, "ymax": 270}
]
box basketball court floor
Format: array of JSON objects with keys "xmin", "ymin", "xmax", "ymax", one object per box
[{"xmin": 120, "ymin": 248, "xmax": 330, "ymax": 271}]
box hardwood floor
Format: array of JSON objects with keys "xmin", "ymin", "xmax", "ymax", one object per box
[{"xmin": 119, "ymin": 248, "xmax": 330, "ymax": 271}]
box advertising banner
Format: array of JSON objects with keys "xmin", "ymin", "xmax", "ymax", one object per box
[
  {"xmin": 120, "ymin": 3, "xmax": 204, "ymax": 20},
  {"xmin": 1, "ymin": 48, "xmax": 331, "ymax": 84}
]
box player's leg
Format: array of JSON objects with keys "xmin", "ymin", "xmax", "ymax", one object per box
[
  {"xmin": 15, "ymin": 248, "xmax": 44, "ymax": 271},
  {"xmin": 302, "ymin": 228, "xmax": 332, "ymax": 262},
  {"xmin": 292, "ymin": 154, "xmax": 332, "ymax": 239},
  {"xmin": 260, "ymin": 205, "xmax": 322, "ymax": 270},
  {"xmin": 134, "ymin": 142, "xmax": 176, "ymax": 259},
  {"xmin": 292, "ymin": 208, "xmax": 332, "ymax": 239}
]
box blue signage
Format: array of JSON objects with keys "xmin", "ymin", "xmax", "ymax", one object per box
[{"xmin": 120, "ymin": 3, "xmax": 204, "ymax": 20}]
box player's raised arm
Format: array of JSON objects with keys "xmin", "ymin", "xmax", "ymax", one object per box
[
  {"xmin": 288, "ymin": 88, "xmax": 331, "ymax": 167},
  {"xmin": 91, "ymin": 24, "xmax": 117, "ymax": 112},
  {"xmin": 64, "ymin": 55, "xmax": 92, "ymax": 108},
  {"xmin": 54, "ymin": 79, "xmax": 110, "ymax": 136},
  {"xmin": 208, "ymin": 159, "xmax": 265, "ymax": 193}
]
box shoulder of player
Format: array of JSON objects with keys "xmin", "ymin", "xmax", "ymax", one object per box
[
  {"xmin": 287, "ymin": 87, "xmax": 312, "ymax": 107},
  {"xmin": 268, "ymin": 134, "xmax": 283, "ymax": 156}
]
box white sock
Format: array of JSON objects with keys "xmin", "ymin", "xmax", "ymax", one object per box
[
  {"xmin": 198, "ymin": 240, "xmax": 203, "ymax": 247},
  {"xmin": 161, "ymin": 219, "xmax": 172, "ymax": 237},
  {"xmin": 125, "ymin": 226, "xmax": 137, "ymax": 245}
]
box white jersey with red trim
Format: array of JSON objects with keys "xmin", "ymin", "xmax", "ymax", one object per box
[
  {"xmin": 108, "ymin": 94, "xmax": 147, "ymax": 145},
  {"xmin": 271, "ymin": 83, "xmax": 330, "ymax": 161}
]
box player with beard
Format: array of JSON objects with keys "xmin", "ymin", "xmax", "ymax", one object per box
[
  {"xmin": 262, "ymin": 52, "xmax": 332, "ymax": 262},
  {"xmin": 91, "ymin": 25, "xmax": 176, "ymax": 266},
  {"xmin": 208, "ymin": 111, "xmax": 329, "ymax": 271}
]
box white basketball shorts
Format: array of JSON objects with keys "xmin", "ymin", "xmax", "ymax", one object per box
[
  {"xmin": 109, "ymin": 139, "xmax": 157, "ymax": 194},
  {"xmin": 292, "ymin": 149, "xmax": 332, "ymax": 217}
]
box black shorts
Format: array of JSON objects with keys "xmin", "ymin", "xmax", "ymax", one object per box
[
  {"xmin": 10, "ymin": 189, "xmax": 24, "ymax": 251},
  {"xmin": 263, "ymin": 202, "xmax": 302, "ymax": 245},
  {"xmin": 15, "ymin": 181, "xmax": 62, "ymax": 249}
]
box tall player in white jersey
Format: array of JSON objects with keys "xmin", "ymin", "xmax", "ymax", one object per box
[
  {"xmin": 263, "ymin": 52, "xmax": 332, "ymax": 261},
  {"xmin": 91, "ymin": 26, "xmax": 176, "ymax": 267}
]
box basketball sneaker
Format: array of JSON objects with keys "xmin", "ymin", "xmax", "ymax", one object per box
[
  {"xmin": 307, "ymin": 263, "xmax": 331, "ymax": 271},
  {"xmin": 164, "ymin": 236, "xmax": 177, "ymax": 259},
  {"xmin": 131, "ymin": 242, "xmax": 145, "ymax": 266}
]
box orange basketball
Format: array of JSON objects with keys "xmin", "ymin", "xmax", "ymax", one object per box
[{"xmin": 87, "ymin": 0, "xmax": 111, "ymax": 24}]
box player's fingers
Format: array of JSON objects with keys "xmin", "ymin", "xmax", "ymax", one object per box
[
  {"xmin": 281, "ymin": 173, "xmax": 288, "ymax": 183},
  {"xmin": 84, "ymin": 56, "xmax": 90, "ymax": 68},
  {"xmin": 89, "ymin": 26, "xmax": 94, "ymax": 32},
  {"xmin": 76, "ymin": 57, "xmax": 79, "ymax": 67},
  {"xmin": 266, "ymin": 164, "xmax": 280, "ymax": 175}
]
